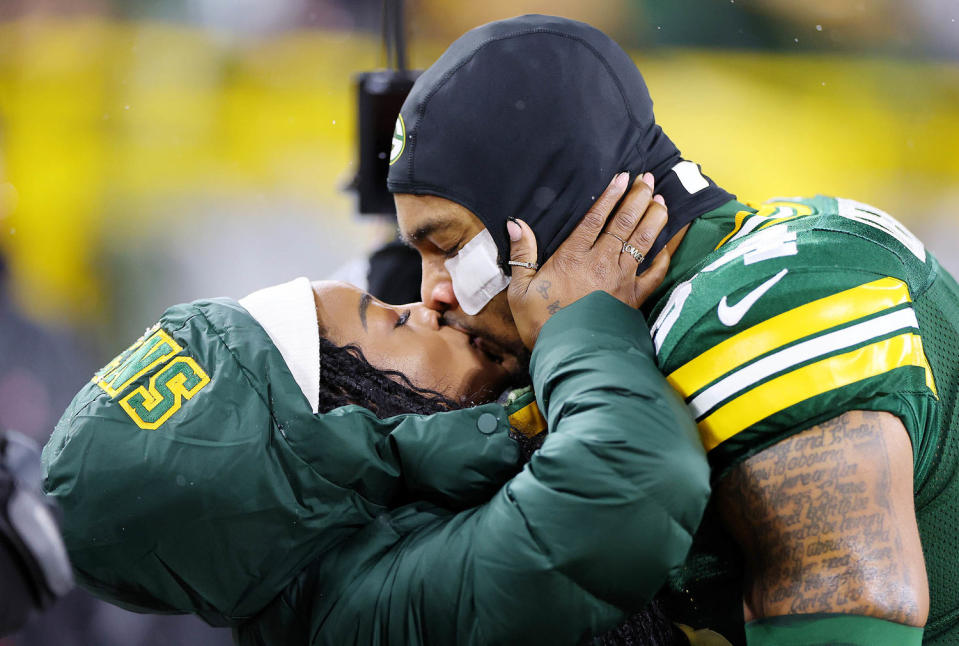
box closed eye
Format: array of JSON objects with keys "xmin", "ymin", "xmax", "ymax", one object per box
[
  {"xmin": 394, "ymin": 310, "xmax": 411, "ymax": 328},
  {"xmin": 439, "ymin": 239, "xmax": 464, "ymax": 259}
]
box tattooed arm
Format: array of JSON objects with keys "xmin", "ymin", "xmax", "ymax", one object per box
[{"xmin": 717, "ymin": 411, "xmax": 928, "ymax": 626}]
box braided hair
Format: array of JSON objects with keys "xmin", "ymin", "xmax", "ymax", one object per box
[{"xmin": 317, "ymin": 336, "xmax": 456, "ymax": 417}]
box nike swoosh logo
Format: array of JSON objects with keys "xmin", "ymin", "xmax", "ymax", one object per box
[{"xmin": 717, "ymin": 268, "xmax": 789, "ymax": 327}]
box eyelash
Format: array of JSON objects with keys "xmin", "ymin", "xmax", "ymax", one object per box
[
  {"xmin": 394, "ymin": 310, "xmax": 411, "ymax": 328},
  {"xmin": 439, "ymin": 240, "xmax": 463, "ymax": 258}
]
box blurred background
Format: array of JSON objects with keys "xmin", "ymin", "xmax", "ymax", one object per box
[{"xmin": 0, "ymin": 0, "xmax": 956, "ymax": 644}]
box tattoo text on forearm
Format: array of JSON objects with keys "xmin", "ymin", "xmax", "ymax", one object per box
[{"xmin": 719, "ymin": 411, "xmax": 918, "ymax": 623}]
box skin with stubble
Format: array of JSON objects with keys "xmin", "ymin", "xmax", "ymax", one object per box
[{"xmin": 394, "ymin": 193, "xmax": 527, "ymax": 368}]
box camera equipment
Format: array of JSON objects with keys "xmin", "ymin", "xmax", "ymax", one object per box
[{"xmin": 349, "ymin": 0, "xmax": 420, "ymax": 216}]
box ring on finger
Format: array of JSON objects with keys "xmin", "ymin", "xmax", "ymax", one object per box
[
  {"xmin": 507, "ymin": 260, "xmax": 538, "ymax": 270},
  {"xmin": 603, "ymin": 231, "xmax": 626, "ymax": 245},
  {"xmin": 604, "ymin": 231, "xmax": 645, "ymax": 263},
  {"xmin": 622, "ymin": 243, "xmax": 645, "ymax": 264}
]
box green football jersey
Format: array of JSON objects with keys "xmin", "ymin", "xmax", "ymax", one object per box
[{"xmin": 648, "ymin": 196, "xmax": 959, "ymax": 644}]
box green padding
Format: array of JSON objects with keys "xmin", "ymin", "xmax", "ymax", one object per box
[{"xmin": 745, "ymin": 613, "xmax": 923, "ymax": 646}]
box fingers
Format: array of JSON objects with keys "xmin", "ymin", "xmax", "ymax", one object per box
[
  {"xmin": 622, "ymin": 193, "xmax": 668, "ymax": 269},
  {"xmin": 599, "ymin": 172, "xmax": 654, "ymax": 252},
  {"xmin": 563, "ymin": 172, "xmax": 630, "ymax": 253},
  {"xmin": 506, "ymin": 218, "xmax": 539, "ymax": 297},
  {"xmin": 633, "ymin": 248, "xmax": 671, "ymax": 308}
]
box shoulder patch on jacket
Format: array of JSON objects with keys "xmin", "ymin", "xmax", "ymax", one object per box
[{"xmin": 93, "ymin": 325, "xmax": 211, "ymax": 430}]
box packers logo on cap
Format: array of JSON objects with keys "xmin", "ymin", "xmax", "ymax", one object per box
[{"xmin": 389, "ymin": 115, "xmax": 406, "ymax": 165}]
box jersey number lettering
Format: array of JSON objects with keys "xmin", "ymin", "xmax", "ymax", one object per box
[
  {"xmin": 652, "ymin": 223, "xmax": 798, "ymax": 353},
  {"xmin": 837, "ymin": 198, "xmax": 925, "ymax": 262}
]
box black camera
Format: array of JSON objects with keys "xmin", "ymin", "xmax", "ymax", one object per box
[{"xmin": 350, "ymin": 69, "xmax": 420, "ymax": 215}]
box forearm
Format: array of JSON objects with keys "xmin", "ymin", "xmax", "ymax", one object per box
[
  {"xmin": 530, "ymin": 292, "xmax": 710, "ymax": 543},
  {"xmin": 463, "ymin": 294, "xmax": 709, "ymax": 641},
  {"xmin": 506, "ymin": 292, "xmax": 709, "ymax": 618},
  {"xmin": 718, "ymin": 411, "xmax": 928, "ymax": 638}
]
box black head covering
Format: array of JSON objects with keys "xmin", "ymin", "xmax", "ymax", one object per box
[{"xmin": 387, "ymin": 14, "xmax": 734, "ymax": 271}]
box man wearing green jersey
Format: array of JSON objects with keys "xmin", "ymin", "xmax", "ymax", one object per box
[{"xmin": 388, "ymin": 15, "xmax": 958, "ymax": 645}]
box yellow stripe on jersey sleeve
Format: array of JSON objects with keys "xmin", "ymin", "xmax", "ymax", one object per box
[
  {"xmin": 667, "ymin": 276, "xmax": 911, "ymax": 400},
  {"xmin": 714, "ymin": 202, "xmax": 814, "ymax": 250},
  {"xmin": 715, "ymin": 210, "xmax": 752, "ymax": 249},
  {"xmin": 698, "ymin": 332, "xmax": 935, "ymax": 451}
]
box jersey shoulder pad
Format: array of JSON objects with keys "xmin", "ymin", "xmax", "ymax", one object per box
[{"xmin": 652, "ymin": 201, "xmax": 938, "ymax": 470}]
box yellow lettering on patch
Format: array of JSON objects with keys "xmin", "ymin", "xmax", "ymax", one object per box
[
  {"xmin": 94, "ymin": 326, "xmax": 212, "ymax": 430},
  {"xmin": 95, "ymin": 328, "xmax": 181, "ymax": 398},
  {"xmin": 119, "ymin": 356, "xmax": 211, "ymax": 430}
]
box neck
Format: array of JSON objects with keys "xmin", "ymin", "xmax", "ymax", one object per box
[
  {"xmin": 637, "ymin": 124, "xmax": 735, "ymax": 270},
  {"xmin": 637, "ymin": 169, "xmax": 733, "ymax": 273}
]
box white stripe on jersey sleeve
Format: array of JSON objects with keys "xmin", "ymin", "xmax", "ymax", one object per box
[{"xmin": 688, "ymin": 306, "xmax": 919, "ymax": 418}]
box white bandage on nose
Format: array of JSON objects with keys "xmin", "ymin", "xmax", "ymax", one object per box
[{"xmin": 444, "ymin": 229, "xmax": 511, "ymax": 315}]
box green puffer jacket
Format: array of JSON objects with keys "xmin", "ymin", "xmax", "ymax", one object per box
[
  {"xmin": 236, "ymin": 292, "xmax": 710, "ymax": 645},
  {"xmin": 42, "ymin": 295, "xmax": 524, "ymax": 626}
]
